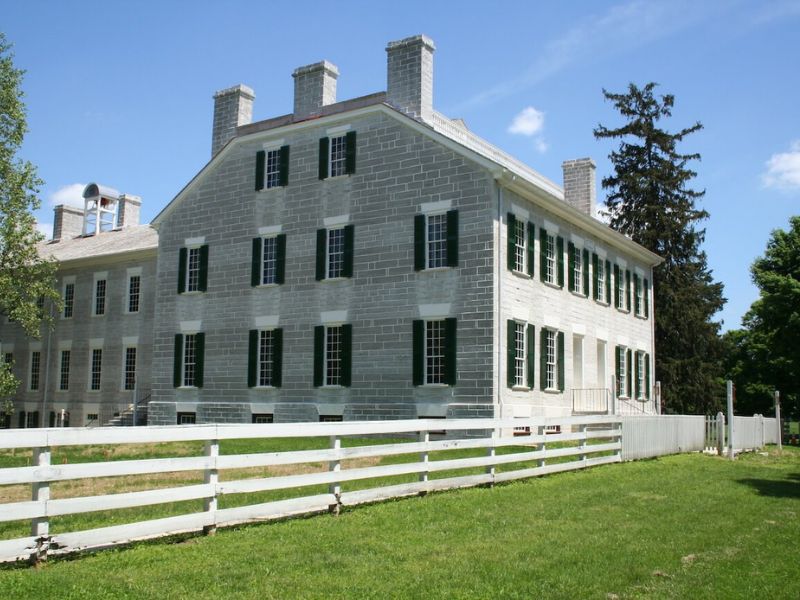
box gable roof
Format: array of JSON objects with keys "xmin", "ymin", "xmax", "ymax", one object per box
[{"xmin": 39, "ymin": 225, "xmax": 158, "ymax": 266}]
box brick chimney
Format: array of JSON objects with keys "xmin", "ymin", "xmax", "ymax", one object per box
[
  {"xmin": 52, "ymin": 205, "xmax": 84, "ymax": 242},
  {"xmin": 117, "ymin": 194, "xmax": 142, "ymax": 228},
  {"xmin": 292, "ymin": 61, "xmax": 339, "ymax": 121},
  {"xmin": 386, "ymin": 35, "xmax": 435, "ymax": 123},
  {"xmin": 211, "ymin": 84, "xmax": 255, "ymax": 157},
  {"xmin": 562, "ymin": 158, "xmax": 597, "ymax": 218}
]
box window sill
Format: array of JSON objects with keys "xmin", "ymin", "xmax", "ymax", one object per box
[
  {"xmin": 570, "ymin": 290, "xmax": 588, "ymax": 299},
  {"xmin": 616, "ymin": 308, "xmax": 630, "ymax": 314},
  {"xmin": 511, "ymin": 385, "xmax": 530, "ymax": 392},
  {"xmin": 421, "ymin": 383, "xmax": 450, "ymax": 389},
  {"xmin": 634, "ymin": 313, "xmax": 648, "ymax": 320},
  {"xmin": 252, "ymin": 385, "xmax": 278, "ymax": 390},
  {"xmin": 594, "ymin": 299, "xmax": 610, "ymax": 307},
  {"xmin": 124, "ymin": 310, "xmax": 141, "ymax": 315},
  {"xmin": 180, "ymin": 291, "xmax": 205, "ymax": 297},
  {"xmin": 255, "ymin": 283, "xmax": 281, "ymax": 289},
  {"xmin": 542, "ymin": 280, "xmax": 562, "ymax": 291},
  {"xmin": 543, "ymin": 388, "xmax": 563, "ymax": 394},
  {"xmin": 510, "ymin": 269, "xmax": 532, "ymax": 279},
  {"xmin": 320, "ymin": 384, "xmax": 347, "ymax": 389},
  {"xmin": 420, "ymin": 266, "xmax": 453, "ymax": 274},
  {"xmin": 324, "ymin": 174, "xmax": 351, "ymax": 181},
  {"xmin": 177, "ymin": 386, "xmax": 198, "ymax": 390},
  {"xmin": 321, "ymin": 277, "xmax": 351, "ymax": 283},
  {"xmin": 257, "ymin": 185, "xmax": 286, "ymax": 193}
]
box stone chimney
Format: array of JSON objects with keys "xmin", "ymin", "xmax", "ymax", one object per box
[
  {"xmin": 292, "ymin": 61, "xmax": 339, "ymax": 121},
  {"xmin": 117, "ymin": 194, "xmax": 142, "ymax": 228},
  {"xmin": 211, "ymin": 84, "xmax": 255, "ymax": 157},
  {"xmin": 52, "ymin": 205, "xmax": 84, "ymax": 242},
  {"xmin": 386, "ymin": 35, "xmax": 435, "ymax": 123},
  {"xmin": 562, "ymin": 158, "xmax": 597, "ymax": 218}
]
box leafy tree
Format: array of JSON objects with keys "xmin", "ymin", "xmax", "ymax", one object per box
[
  {"xmin": 594, "ymin": 82, "xmax": 726, "ymax": 414},
  {"xmin": 724, "ymin": 217, "xmax": 800, "ymax": 418},
  {"xmin": 0, "ymin": 32, "xmax": 59, "ymax": 401}
]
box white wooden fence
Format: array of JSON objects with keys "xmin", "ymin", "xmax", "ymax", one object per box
[
  {"xmin": 620, "ymin": 415, "xmax": 706, "ymax": 460},
  {"xmin": 0, "ymin": 415, "xmax": 622, "ymax": 564}
]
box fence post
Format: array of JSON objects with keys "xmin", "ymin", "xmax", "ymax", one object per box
[
  {"xmin": 537, "ymin": 424, "xmax": 546, "ymax": 469},
  {"xmin": 716, "ymin": 412, "xmax": 725, "ymax": 456},
  {"xmin": 655, "ymin": 381, "xmax": 662, "ymax": 414},
  {"xmin": 419, "ymin": 430, "xmax": 429, "ymax": 495},
  {"xmin": 486, "ymin": 427, "xmax": 497, "ymax": 486},
  {"xmin": 579, "ymin": 422, "xmax": 588, "ymax": 464},
  {"xmin": 726, "ymin": 380, "xmax": 735, "ymax": 460},
  {"xmin": 610, "ymin": 376, "xmax": 618, "ymax": 415},
  {"xmin": 30, "ymin": 446, "xmax": 51, "ymax": 564},
  {"xmin": 329, "ymin": 435, "xmax": 341, "ymax": 515},
  {"xmin": 774, "ymin": 391, "xmax": 782, "ymax": 451},
  {"xmin": 203, "ymin": 439, "xmax": 219, "ymax": 535}
]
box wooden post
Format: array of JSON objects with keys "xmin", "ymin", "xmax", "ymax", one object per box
[
  {"xmin": 538, "ymin": 424, "xmax": 546, "ymax": 469},
  {"xmin": 203, "ymin": 439, "xmax": 219, "ymax": 535},
  {"xmin": 774, "ymin": 391, "xmax": 782, "ymax": 451},
  {"xmin": 727, "ymin": 380, "xmax": 735, "ymax": 460},
  {"xmin": 329, "ymin": 435, "xmax": 341, "ymax": 515},
  {"xmin": 30, "ymin": 446, "xmax": 50, "ymax": 564},
  {"xmin": 579, "ymin": 423, "xmax": 587, "ymax": 464},
  {"xmin": 610, "ymin": 376, "xmax": 617, "ymax": 415},
  {"xmin": 486, "ymin": 427, "xmax": 496, "ymax": 486},
  {"xmin": 716, "ymin": 412, "xmax": 725, "ymax": 456},
  {"xmin": 419, "ymin": 430, "xmax": 429, "ymax": 495}
]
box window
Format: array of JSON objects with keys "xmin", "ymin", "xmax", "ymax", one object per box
[
  {"xmin": 594, "ymin": 255, "xmax": 607, "ymax": 303},
  {"xmin": 59, "ymin": 350, "xmax": 71, "ymax": 391},
  {"xmin": 178, "ymin": 245, "xmax": 208, "ymax": 293},
  {"xmin": 252, "ymin": 414, "xmax": 274, "ymax": 424},
  {"xmin": 512, "ymin": 218, "xmax": 526, "ymax": 272},
  {"xmin": 506, "ymin": 320, "xmax": 535, "ymax": 389},
  {"xmin": 248, "ymin": 329, "xmax": 282, "ymax": 388},
  {"xmin": 177, "ymin": 412, "xmax": 196, "ymax": 425},
  {"xmin": 128, "ymin": 275, "xmax": 141, "ymax": 313},
  {"xmin": 318, "ymin": 132, "xmax": 356, "ymax": 179},
  {"xmin": 634, "ymin": 274, "xmax": 644, "ymax": 317},
  {"xmin": 123, "ymin": 347, "xmax": 137, "ymax": 391},
  {"xmin": 539, "ymin": 328, "xmax": 565, "ymax": 392},
  {"xmin": 63, "ymin": 282, "xmax": 74, "ymax": 318},
  {"xmin": 255, "ymin": 146, "xmax": 290, "ymax": 190},
  {"xmin": 615, "ymin": 265, "xmax": 625, "ymax": 309},
  {"xmin": 636, "ymin": 351, "xmax": 645, "ymax": 399},
  {"xmin": 506, "ymin": 214, "xmax": 535, "ymax": 275},
  {"xmin": 262, "ymin": 237, "xmax": 278, "ymax": 284},
  {"xmin": 251, "ymin": 234, "xmax": 286, "ymax": 286},
  {"xmin": 320, "ymin": 415, "xmax": 343, "ymax": 422},
  {"xmin": 89, "ymin": 348, "xmax": 102, "ymax": 391},
  {"xmin": 3, "ymin": 353, "xmax": 12, "ymax": 367},
  {"xmin": 173, "ymin": 333, "xmax": 205, "ymax": 388},
  {"xmin": 412, "ymin": 318, "xmax": 457, "ymax": 386},
  {"xmin": 29, "ymin": 351, "xmax": 41, "ymax": 391},
  {"xmin": 414, "ymin": 211, "xmax": 459, "ymax": 271},
  {"xmin": 313, "ymin": 324, "xmax": 352, "ymax": 387},
  {"xmin": 316, "ymin": 226, "xmax": 354, "ymax": 280},
  {"xmin": 94, "ymin": 279, "xmax": 106, "ymax": 316},
  {"xmin": 615, "ymin": 346, "xmax": 633, "ymax": 398},
  {"xmin": 569, "ymin": 244, "xmax": 582, "ymax": 293},
  {"xmin": 86, "ymin": 413, "xmax": 98, "ymax": 424},
  {"xmin": 540, "ymin": 230, "xmax": 564, "ymax": 287}
]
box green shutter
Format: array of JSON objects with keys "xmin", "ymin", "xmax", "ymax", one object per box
[
  {"xmin": 18, "ymin": 411, "xmax": 25, "ymax": 429},
  {"xmin": 556, "ymin": 236, "xmax": 564, "ymax": 288},
  {"xmin": 272, "ymin": 328, "xmax": 283, "ymax": 388},
  {"xmin": 313, "ymin": 326, "xmax": 324, "ymax": 387},
  {"xmin": 412, "ymin": 320, "xmax": 424, "ymax": 386},
  {"xmin": 626, "ymin": 270, "xmax": 632, "ymax": 312},
  {"xmin": 557, "ymin": 331, "xmax": 565, "ymax": 392},
  {"xmin": 318, "ymin": 137, "xmax": 329, "ymax": 180},
  {"xmin": 248, "ymin": 330, "xmax": 258, "ymax": 387},
  {"xmin": 177, "ymin": 248, "xmax": 187, "ymax": 294},
  {"xmin": 414, "ymin": 215, "xmax": 426, "ymax": 271},
  {"xmin": 539, "ymin": 227, "xmax": 547, "ymax": 283},
  {"xmin": 605, "ymin": 260, "xmax": 612, "ymax": 304},
  {"xmin": 507, "ymin": 213, "xmax": 516, "ymax": 271},
  {"xmin": 615, "ymin": 346, "xmax": 621, "ymax": 396},
  {"xmin": 526, "ymin": 324, "xmax": 535, "ymax": 389},
  {"xmin": 634, "ymin": 351, "xmax": 640, "ymax": 398},
  {"xmin": 49, "ymin": 411, "xmax": 56, "ymax": 428},
  {"xmin": 345, "ymin": 131, "xmax": 357, "ymax": 174},
  {"xmin": 255, "ymin": 150, "xmax": 266, "ymax": 191},
  {"xmin": 592, "ymin": 253, "xmax": 599, "ymax": 300},
  {"xmin": 279, "ymin": 145, "xmax": 290, "ymax": 187},
  {"xmin": 198, "ymin": 245, "xmax": 209, "ymax": 292},
  {"xmin": 343, "ymin": 224, "xmax": 355, "ymax": 278},
  {"xmin": 644, "ymin": 279, "xmax": 650, "ymax": 318},
  {"xmin": 31, "ymin": 411, "xmax": 39, "ymax": 428},
  {"xmin": 444, "ymin": 318, "xmax": 457, "ymax": 386},
  {"xmin": 315, "ymin": 229, "xmax": 327, "ymax": 281},
  {"xmin": 173, "ymin": 334, "xmax": 183, "ymax": 388},
  {"xmin": 341, "ymin": 324, "xmax": 352, "ymax": 387},
  {"xmin": 446, "ymin": 210, "xmax": 459, "ymax": 267},
  {"xmin": 195, "ymin": 332, "xmax": 205, "ymax": 388},
  {"xmin": 506, "ymin": 320, "xmax": 516, "ymax": 388},
  {"xmin": 613, "ymin": 265, "xmax": 620, "ymax": 308},
  {"xmin": 645, "ymin": 353, "xmax": 650, "ymax": 399},
  {"xmin": 567, "ymin": 242, "xmax": 575, "ymax": 292},
  {"xmin": 634, "ymin": 274, "xmax": 640, "ymax": 314},
  {"xmin": 251, "ymin": 238, "xmax": 262, "ymax": 287},
  {"xmin": 582, "ymin": 249, "xmax": 590, "ymax": 296},
  {"xmin": 275, "ymin": 234, "xmax": 286, "ymax": 284},
  {"xmin": 527, "ymin": 222, "xmax": 535, "ymax": 277},
  {"xmin": 626, "ymin": 348, "xmax": 632, "ymax": 398},
  {"xmin": 540, "ymin": 328, "xmax": 547, "ymax": 391}
]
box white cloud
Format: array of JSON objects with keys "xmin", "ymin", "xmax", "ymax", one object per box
[
  {"xmin": 36, "ymin": 222, "xmax": 53, "ymax": 240},
  {"xmin": 508, "ymin": 106, "xmax": 545, "ymax": 136},
  {"xmin": 49, "ymin": 183, "xmax": 86, "ymax": 208},
  {"xmin": 762, "ymin": 141, "xmax": 800, "ymax": 190},
  {"xmin": 534, "ymin": 138, "xmax": 549, "ymax": 154}
]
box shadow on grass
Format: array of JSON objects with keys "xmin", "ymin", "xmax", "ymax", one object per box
[{"xmin": 738, "ymin": 473, "xmax": 800, "ymax": 499}]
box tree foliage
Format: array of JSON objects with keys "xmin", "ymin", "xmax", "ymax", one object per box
[
  {"xmin": 724, "ymin": 216, "xmax": 800, "ymax": 417},
  {"xmin": 594, "ymin": 83, "xmax": 726, "ymax": 414},
  {"xmin": 0, "ymin": 32, "xmax": 59, "ymax": 399}
]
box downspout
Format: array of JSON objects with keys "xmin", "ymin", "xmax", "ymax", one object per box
[
  {"xmin": 495, "ymin": 175, "xmax": 504, "ymax": 419},
  {"xmin": 649, "ymin": 265, "xmax": 658, "ymax": 414}
]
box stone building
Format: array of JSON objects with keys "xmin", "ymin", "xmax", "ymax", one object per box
[{"xmin": 1, "ymin": 34, "xmax": 661, "ymax": 428}]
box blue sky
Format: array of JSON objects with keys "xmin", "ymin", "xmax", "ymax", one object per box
[{"xmin": 4, "ymin": 0, "xmax": 799, "ymax": 331}]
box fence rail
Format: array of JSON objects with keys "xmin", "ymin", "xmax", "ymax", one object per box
[{"xmin": 0, "ymin": 415, "xmax": 622, "ymax": 564}]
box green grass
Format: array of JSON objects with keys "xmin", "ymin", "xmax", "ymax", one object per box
[{"xmin": 0, "ymin": 446, "xmax": 797, "ymax": 599}]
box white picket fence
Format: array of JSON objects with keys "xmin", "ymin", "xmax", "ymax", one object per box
[
  {"xmin": 0, "ymin": 415, "xmax": 622, "ymax": 563},
  {"xmin": 620, "ymin": 415, "xmax": 706, "ymax": 460},
  {"xmin": 702, "ymin": 413, "xmax": 780, "ymax": 454}
]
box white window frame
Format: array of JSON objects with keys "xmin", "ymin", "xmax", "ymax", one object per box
[
  {"xmin": 122, "ymin": 346, "xmax": 137, "ymax": 391},
  {"xmin": 616, "ymin": 267, "xmax": 625, "ymax": 310},
  {"xmin": 256, "ymin": 329, "xmax": 277, "ymax": 388},
  {"xmin": 635, "ymin": 277, "xmax": 645, "ymax": 317},
  {"xmin": 127, "ymin": 274, "xmax": 141, "ymax": 313},
  {"xmin": 265, "ymin": 148, "xmax": 281, "ymax": 189},
  {"xmin": 182, "ymin": 333, "xmax": 199, "ymax": 388},
  {"xmin": 426, "ymin": 212, "xmax": 449, "ymax": 269},
  {"xmin": 260, "ymin": 235, "xmax": 279, "ymax": 286},
  {"xmin": 572, "ymin": 245, "xmax": 582, "ymax": 293},
  {"xmin": 59, "ymin": 349, "xmax": 71, "ymax": 391},
  {"xmin": 93, "ymin": 277, "xmax": 107, "ymax": 316},
  {"xmin": 326, "ymin": 227, "xmax": 346, "ymax": 279},
  {"xmin": 512, "ymin": 218, "xmax": 526, "ymax": 273},
  {"xmin": 425, "ymin": 319, "xmax": 447, "ymax": 386},
  {"xmin": 324, "ymin": 325, "xmax": 344, "ymax": 387},
  {"xmin": 186, "ymin": 246, "xmax": 202, "ymax": 293},
  {"xmin": 618, "ymin": 347, "xmax": 628, "ymax": 398},
  {"xmin": 596, "ymin": 260, "xmax": 607, "ymax": 304},
  {"xmin": 29, "ymin": 350, "xmax": 41, "ymax": 391},
  {"xmin": 329, "ymin": 134, "xmax": 348, "ymax": 178},
  {"xmin": 545, "ymin": 329, "xmax": 558, "ymax": 391},
  {"xmin": 636, "ymin": 350, "xmax": 646, "ymax": 400},
  {"xmin": 62, "ymin": 280, "xmax": 75, "ymax": 319},
  {"xmin": 545, "ymin": 233, "xmax": 556, "ymax": 285},
  {"xmin": 88, "ymin": 348, "xmax": 103, "ymax": 392},
  {"xmin": 513, "ymin": 321, "xmax": 526, "ymax": 388}
]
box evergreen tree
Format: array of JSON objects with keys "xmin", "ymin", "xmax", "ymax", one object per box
[
  {"xmin": 0, "ymin": 32, "xmax": 59, "ymax": 401},
  {"xmin": 594, "ymin": 83, "xmax": 725, "ymax": 414}
]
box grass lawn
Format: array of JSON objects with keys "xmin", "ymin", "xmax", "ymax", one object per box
[{"xmin": 0, "ymin": 446, "xmax": 797, "ymax": 599}]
